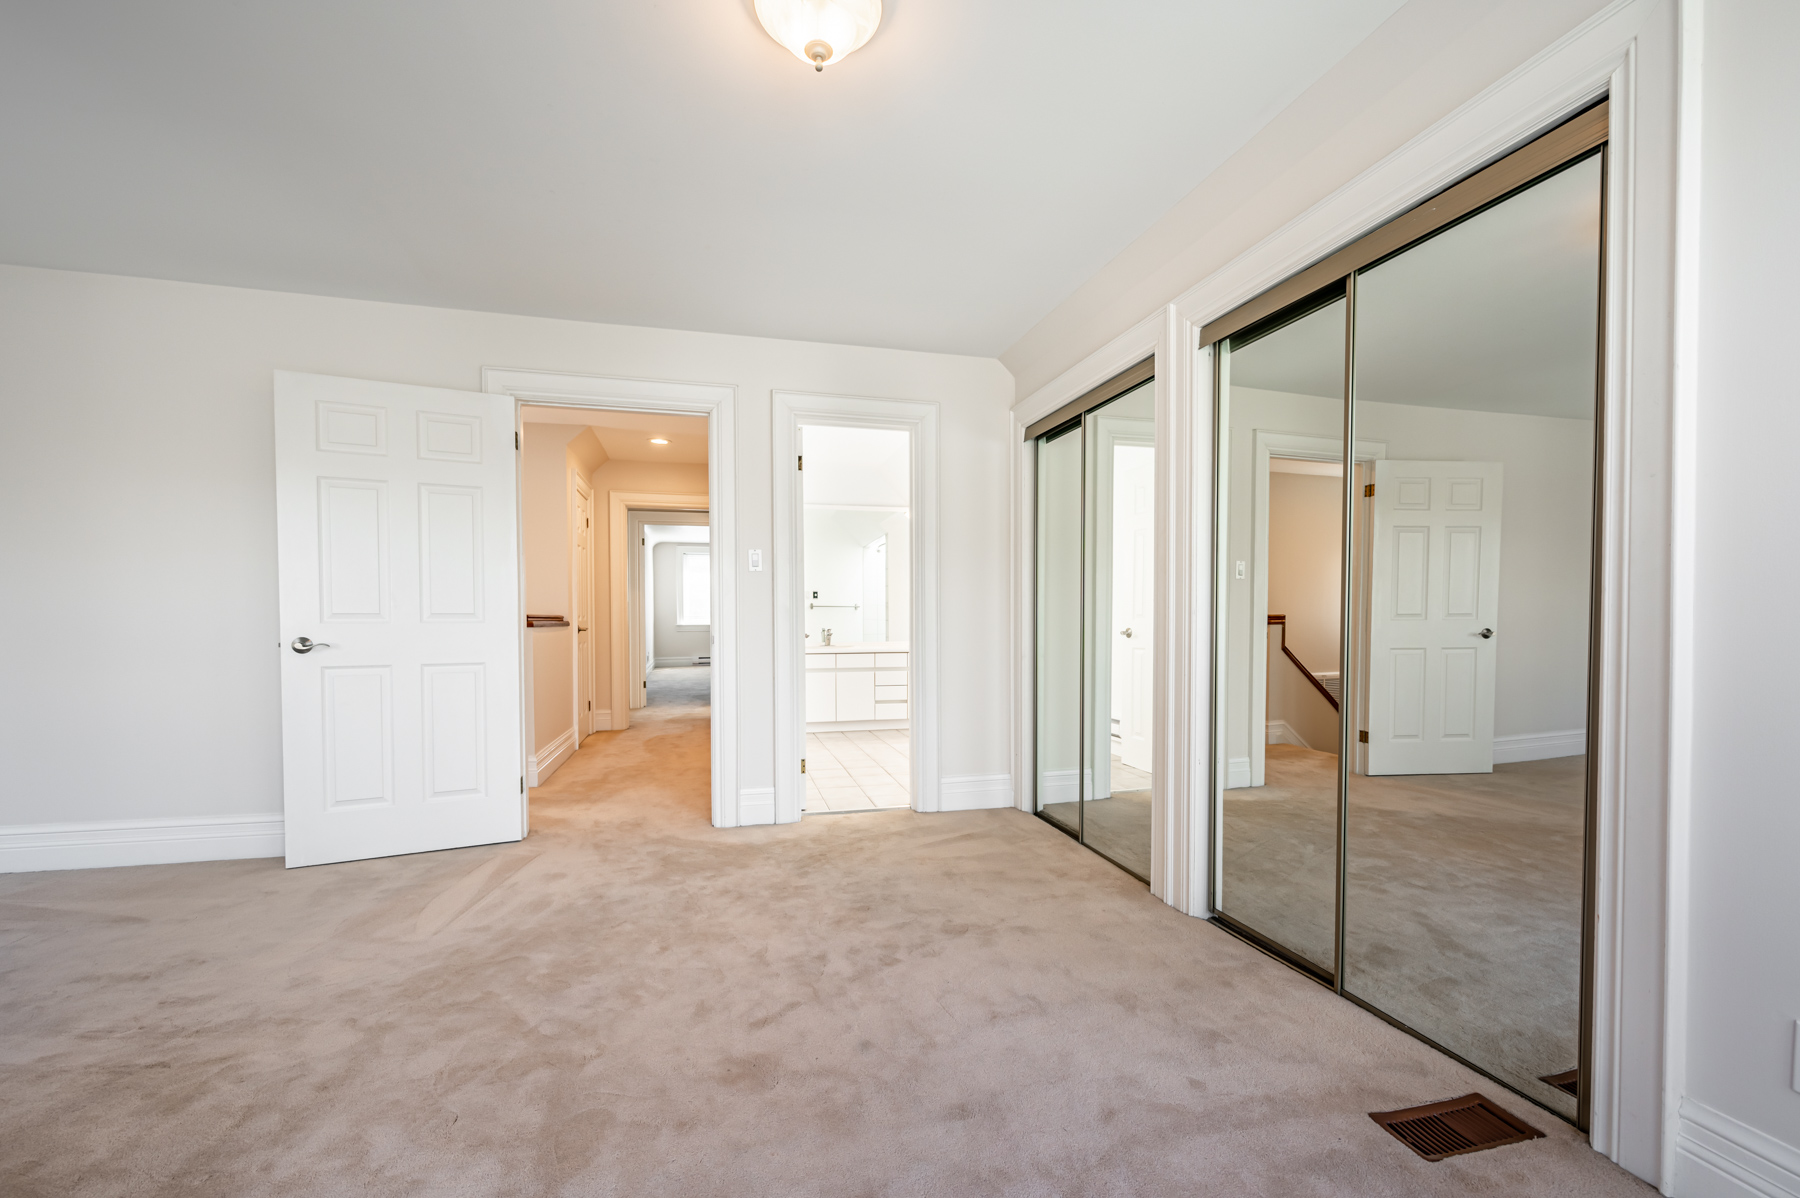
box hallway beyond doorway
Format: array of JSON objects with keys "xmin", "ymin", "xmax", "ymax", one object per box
[{"xmin": 645, "ymin": 664, "xmax": 709, "ymax": 711}]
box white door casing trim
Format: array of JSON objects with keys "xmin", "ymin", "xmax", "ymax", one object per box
[
  {"xmin": 1009, "ymin": 0, "xmax": 1686, "ymax": 1183},
  {"xmin": 772, "ymin": 390, "xmax": 939, "ymax": 821},
  {"xmin": 481, "ymin": 368, "xmax": 741, "ymax": 828}
]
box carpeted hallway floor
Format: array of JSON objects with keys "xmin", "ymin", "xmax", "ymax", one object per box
[{"xmin": 0, "ymin": 688, "xmax": 1651, "ymax": 1196}]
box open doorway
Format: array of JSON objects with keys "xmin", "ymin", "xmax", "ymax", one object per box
[
  {"xmin": 634, "ymin": 515, "xmax": 711, "ymax": 715},
  {"xmin": 798, "ymin": 424, "xmax": 911, "ymax": 813},
  {"xmin": 517, "ymin": 404, "xmax": 710, "ymax": 795}
]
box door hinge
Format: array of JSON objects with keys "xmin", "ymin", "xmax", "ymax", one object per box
[
  {"xmin": 1363, "ymin": 483, "xmax": 1374, "ymax": 497},
  {"xmin": 1358, "ymin": 730, "xmax": 1369, "ymax": 743},
  {"xmin": 643, "ymin": 679, "xmax": 648, "ymax": 690},
  {"xmin": 801, "ymin": 758, "xmax": 807, "ymax": 774},
  {"xmin": 515, "ymin": 431, "xmax": 521, "ymax": 450},
  {"xmin": 587, "ymin": 700, "xmax": 591, "ymax": 711},
  {"xmin": 520, "ymin": 776, "xmax": 525, "ymax": 792},
  {"xmin": 797, "ymin": 454, "xmax": 803, "ymax": 471}
]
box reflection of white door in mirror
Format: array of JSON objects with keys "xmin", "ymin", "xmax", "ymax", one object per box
[
  {"xmin": 1110, "ymin": 444, "xmax": 1155, "ymax": 773},
  {"xmin": 1366, "ymin": 459, "xmax": 1503, "ymax": 774}
]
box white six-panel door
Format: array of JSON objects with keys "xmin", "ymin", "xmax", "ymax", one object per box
[
  {"xmin": 275, "ymin": 371, "xmax": 523, "ymax": 867},
  {"xmin": 1366, "ymin": 459, "xmax": 1503, "ymax": 775}
]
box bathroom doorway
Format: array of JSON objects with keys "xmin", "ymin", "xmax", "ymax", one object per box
[{"xmin": 798, "ymin": 423, "xmax": 913, "ymax": 812}]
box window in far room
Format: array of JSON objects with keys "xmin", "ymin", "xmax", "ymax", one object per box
[{"xmin": 678, "ymin": 547, "xmax": 710, "ymax": 627}]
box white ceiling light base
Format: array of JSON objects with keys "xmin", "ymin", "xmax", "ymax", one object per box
[{"xmin": 754, "ymin": 0, "xmax": 882, "ymax": 71}]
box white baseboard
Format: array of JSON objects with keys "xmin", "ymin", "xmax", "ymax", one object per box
[
  {"xmin": 940, "ymin": 774, "xmax": 1014, "ymax": 811},
  {"xmin": 1037, "ymin": 768, "xmax": 1084, "ymax": 804},
  {"xmin": 1493, "ymin": 728, "xmax": 1587, "ymax": 763},
  {"xmin": 653, "ymin": 656, "xmax": 708, "ymax": 668},
  {"xmin": 585, "ymin": 709, "xmax": 614, "ymax": 735},
  {"xmin": 1265, "ymin": 720, "xmax": 1313, "ymax": 750},
  {"xmin": 805, "ymin": 719, "xmax": 909, "ymax": 733},
  {"xmin": 0, "ymin": 814, "xmax": 285, "ymax": 873},
  {"xmin": 528, "ymin": 725, "xmax": 578, "ymax": 787},
  {"xmin": 1227, "ymin": 757, "xmax": 1251, "ymax": 788},
  {"xmin": 1675, "ymin": 1099, "xmax": 1800, "ymax": 1198},
  {"xmin": 737, "ymin": 787, "xmax": 775, "ymax": 826}
]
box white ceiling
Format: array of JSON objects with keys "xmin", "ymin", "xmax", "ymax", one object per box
[
  {"xmin": 520, "ymin": 405, "xmax": 708, "ymax": 462},
  {"xmin": 1229, "ymin": 153, "xmax": 1602, "ymax": 420},
  {"xmin": 0, "ymin": 0, "xmax": 1407, "ymax": 357}
]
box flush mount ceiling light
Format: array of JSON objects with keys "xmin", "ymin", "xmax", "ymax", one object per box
[
  {"xmin": 648, "ymin": 437, "xmax": 670, "ymax": 445},
  {"xmin": 754, "ymin": 0, "xmax": 882, "ymax": 72}
]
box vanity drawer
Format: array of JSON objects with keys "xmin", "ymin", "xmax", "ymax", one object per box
[
  {"xmin": 875, "ymin": 653, "xmax": 908, "ymax": 667},
  {"xmin": 875, "ymin": 701, "xmax": 908, "ymax": 720},
  {"xmin": 834, "ymin": 654, "xmax": 875, "ymax": 669},
  {"xmin": 875, "ymin": 670, "xmax": 907, "ymax": 686},
  {"xmin": 875, "ymin": 684, "xmax": 908, "ymax": 702}
]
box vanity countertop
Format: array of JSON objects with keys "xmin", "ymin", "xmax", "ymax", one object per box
[{"xmin": 805, "ymin": 641, "xmax": 909, "ymax": 655}]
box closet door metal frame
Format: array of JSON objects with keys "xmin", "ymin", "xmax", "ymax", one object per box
[
  {"xmin": 1030, "ymin": 361, "xmax": 1155, "ymax": 884},
  {"xmin": 1203, "ymin": 101, "xmax": 1610, "ymax": 1129}
]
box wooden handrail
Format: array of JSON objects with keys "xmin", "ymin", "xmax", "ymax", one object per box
[{"xmin": 1268, "ymin": 614, "xmax": 1339, "ymax": 711}]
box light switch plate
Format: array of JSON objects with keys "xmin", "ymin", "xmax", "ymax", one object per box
[{"xmin": 748, "ymin": 549, "xmax": 763, "ymax": 571}]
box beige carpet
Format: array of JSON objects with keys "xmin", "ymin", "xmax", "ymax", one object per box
[{"xmin": 0, "ymin": 695, "xmax": 1648, "ymax": 1196}]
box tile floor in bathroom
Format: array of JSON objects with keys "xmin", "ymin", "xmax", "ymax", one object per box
[{"xmin": 803, "ymin": 729, "xmax": 910, "ymax": 812}]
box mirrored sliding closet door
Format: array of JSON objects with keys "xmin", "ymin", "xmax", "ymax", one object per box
[
  {"xmin": 1034, "ymin": 373, "xmax": 1157, "ymax": 881},
  {"xmin": 1209, "ymin": 104, "xmax": 1607, "ymax": 1125}
]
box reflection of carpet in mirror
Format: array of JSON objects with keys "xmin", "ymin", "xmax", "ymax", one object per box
[
  {"xmin": 1039, "ymin": 756, "xmax": 1152, "ymax": 880},
  {"xmin": 1221, "ymin": 743, "xmax": 1586, "ymax": 1116}
]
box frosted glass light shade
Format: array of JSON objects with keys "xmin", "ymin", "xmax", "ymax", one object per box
[{"xmin": 753, "ymin": 0, "xmax": 882, "ymax": 71}]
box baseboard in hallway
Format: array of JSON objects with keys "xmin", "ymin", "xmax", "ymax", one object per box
[
  {"xmin": 1675, "ymin": 1099, "xmax": 1800, "ymax": 1198},
  {"xmin": 530, "ymin": 726, "xmax": 578, "ymax": 786},
  {"xmin": 0, "ymin": 814, "xmax": 285, "ymax": 873}
]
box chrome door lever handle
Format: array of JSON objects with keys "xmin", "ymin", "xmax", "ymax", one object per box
[
  {"xmin": 291, "ymin": 637, "xmax": 332, "ymax": 654},
  {"xmin": 1477, "ymin": 628, "xmax": 1494, "ymax": 639}
]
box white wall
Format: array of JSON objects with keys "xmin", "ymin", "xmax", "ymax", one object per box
[
  {"xmin": 0, "ymin": 263, "xmax": 1014, "ymax": 834},
  {"xmin": 652, "ymin": 541, "xmax": 711, "ymax": 663},
  {"xmin": 1678, "ymin": 0, "xmax": 1800, "ymax": 1187}
]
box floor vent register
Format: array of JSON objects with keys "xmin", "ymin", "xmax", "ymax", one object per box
[
  {"xmin": 1368, "ymin": 1094, "xmax": 1545, "ymax": 1161},
  {"xmin": 1539, "ymin": 1070, "xmax": 1579, "ymax": 1097}
]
